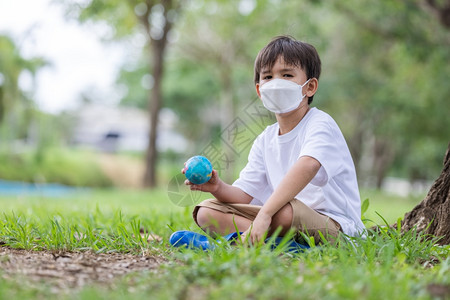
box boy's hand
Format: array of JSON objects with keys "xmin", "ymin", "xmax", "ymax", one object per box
[
  {"xmin": 181, "ymin": 166, "xmax": 252, "ymax": 204},
  {"xmin": 182, "ymin": 168, "xmax": 221, "ymax": 193},
  {"xmin": 241, "ymin": 212, "xmax": 272, "ymax": 245}
]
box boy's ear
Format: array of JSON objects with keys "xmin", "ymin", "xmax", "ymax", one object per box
[
  {"xmin": 256, "ymin": 83, "xmax": 262, "ymax": 99},
  {"xmin": 306, "ymin": 78, "xmax": 319, "ymax": 98}
]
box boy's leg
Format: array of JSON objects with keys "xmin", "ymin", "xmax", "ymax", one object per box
[
  {"xmin": 193, "ymin": 199, "xmax": 294, "ymax": 237},
  {"xmin": 289, "ymin": 199, "xmax": 341, "ymax": 244},
  {"xmin": 194, "ymin": 199, "xmax": 259, "ymax": 236},
  {"xmin": 196, "ymin": 207, "xmax": 252, "ymax": 236},
  {"xmin": 193, "ymin": 198, "xmax": 341, "ymax": 243}
]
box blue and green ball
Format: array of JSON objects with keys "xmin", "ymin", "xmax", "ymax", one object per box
[{"xmin": 183, "ymin": 156, "xmax": 213, "ymax": 185}]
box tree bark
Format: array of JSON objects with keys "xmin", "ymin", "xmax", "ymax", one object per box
[
  {"xmin": 143, "ymin": 36, "xmax": 167, "ymax": 188},
  {"xmin": 372, "ymin": 137, "xmax": 395, "ymax": 189},
  {"xmin": 141, "ymin": 0, "xmax": 177, "ymax": 188},
  {"xmin": 219, "ymin": 65, "xmax": 235, "ymax": 183},
  {"xmin": 348, "ymin": 125, "xmax": 364, "ymax": 176},
  {"xmin": 401, "ymin": 142, "xmax": 450, "ymax": 245},
  {"xmin": 425, "ymin": 0, "xmax": 450, "ymax": 28}
]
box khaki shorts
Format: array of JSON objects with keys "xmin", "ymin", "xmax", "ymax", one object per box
[{"xmin": 193, "ymin": 199, "xmax": 341, "ymax": 244}]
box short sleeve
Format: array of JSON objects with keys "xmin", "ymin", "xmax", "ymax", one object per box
[
  {"xmin": 298, "ymin": 118, "xmax": 344, "ymax": 183},
  {"xmin": 309, "ymin": 165, "xmax": 328, "ymax": 186},
  {"xmin": 232, "ymin": 135, "xmax": 269, "ymax": 200}
]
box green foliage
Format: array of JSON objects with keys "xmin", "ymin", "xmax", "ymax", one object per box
[
  {"xmin": 59, "ymin": 0, "xmax": 138, "ymax": 38},
  {"xmin": 0, "ymin": 148, "xmax": 113, "ymax": 187},
  {"xmin": 5, "ymin": 0, "xmax": 449, "ymax": 189},
  {"xmin": 167, "ymin": 0, "xmax": 448, "ymax": 183},
  {"xmin": 162, "ymin": 59, "xmax": 222, "ymax": 140},
  {"xmin": 314, "ymin": 0, "xmax": 450, "ymax": 182},
  {"xmin": 0, "ymin": 34, "xmax": 46, "ymax": 125},
  {"xmin": 116, "ymin": 58, "xmax": 150, "ymax": 110}
]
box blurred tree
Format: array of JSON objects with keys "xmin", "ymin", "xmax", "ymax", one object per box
[
  {"xmin": 401, "ymin": 0, "xmax": 450, "ymax": 245},
  {"xmin": 0, "ymin": 35, "xmax": 46, "ymax": 144},
  {"xmin": 117, "ymin": 0, "xmax": 325, "ymax": 180},
  {"xmin": 60, "ymin": 0, "xmax": 449, "ymax": 189},
  {"xmin": 424, "ymin": 0, "xmax": 450, "ymax": 28},
  {"xmin": 117, "ymin": 54, "xmax": 221, "ymax": 143},
  {"xmin": 0, "ymin": 36, "xmax": 21, "ymax": 125},
  {"xmin": 169, "ymin": 0, "xmax": 324, "ymax": 180},
  {"xmin": 174, "ymin": 0, "xmax": 268, "ymax": 181},
  {"xmin": 60, "ymin": 0, "xmax": 184, "ymax": 188},
  {"xmin": 402, "ymin": 143, "xmax": 449, "ymax": 245},
  {"xmin": 309, "ymin": 0, "xmax": 450, "ymax": 187}
]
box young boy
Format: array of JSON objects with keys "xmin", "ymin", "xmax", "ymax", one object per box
[{"xmin": 185, "ymin": 36, "xmax": 365, "ymax": 244}]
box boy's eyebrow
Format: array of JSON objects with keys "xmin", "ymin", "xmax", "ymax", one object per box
[{"xmin": 261, "ymin": 67, "xmax": 295, "ymax": 74}]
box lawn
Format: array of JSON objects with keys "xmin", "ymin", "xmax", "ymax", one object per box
[{"xmin": 0, "ymin": 188, "xmax": 448, "ymax": 299}]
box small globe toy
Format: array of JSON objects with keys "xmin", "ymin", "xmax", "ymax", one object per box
[{"xmin": 184, "ymin": 156, "xmax": 213, "ymax": 185}]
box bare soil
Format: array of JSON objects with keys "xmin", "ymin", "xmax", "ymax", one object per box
[{"xmin": 0, "ymin": 246, "xmax": 166, "ymax": 292}]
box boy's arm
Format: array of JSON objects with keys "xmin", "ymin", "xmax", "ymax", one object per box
[
  {"xmin": 185, "ymin": 170, "xmax": 253, "ymax": 204},
  {"xmin": 242, "ymin": 156, "xmax": 321, "ymax": 243}
]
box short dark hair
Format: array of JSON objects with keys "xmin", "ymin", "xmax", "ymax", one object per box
[{"xmin": 254, "ymin": 36, "xmax": 322, "ymax": 104}]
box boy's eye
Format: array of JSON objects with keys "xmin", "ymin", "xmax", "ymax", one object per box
[
  {"xmin": 283, "ymin": 74, "xmax": 293, "ymax": 77},
  {"xmin": 263, "ymin": 75, "xmax": 272, "ymax": 80}
]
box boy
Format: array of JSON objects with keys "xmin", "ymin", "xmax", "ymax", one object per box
[{"xmin": 185, "ymin": 36, "xmax": 365, "ymax": 244}]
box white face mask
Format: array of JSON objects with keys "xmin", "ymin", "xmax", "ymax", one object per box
[{"xmin": 259, "ymin": 78, "xmax": 311, "ymax": 114}]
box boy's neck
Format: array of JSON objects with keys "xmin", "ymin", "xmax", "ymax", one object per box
[{"xmin": 276, "ymin": 105, "xmax": 311, "ymax": 135}]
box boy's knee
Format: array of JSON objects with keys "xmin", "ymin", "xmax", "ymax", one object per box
[
  {"xmin": 271, "ymin": 204, "xmax": 293, "ymax": 233},
  {"xmin": 195, "ymin": 207, "xmax": 217, "ymax": 227}
]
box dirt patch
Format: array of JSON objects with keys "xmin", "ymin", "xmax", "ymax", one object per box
[{"xmin": 0, "ymin": 246, "xmax": 166, "ymax": 292}]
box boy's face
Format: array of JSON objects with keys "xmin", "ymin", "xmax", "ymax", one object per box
[{"xmin": 256, "ymin": 56, "xmax": 316, "ymax": 100}]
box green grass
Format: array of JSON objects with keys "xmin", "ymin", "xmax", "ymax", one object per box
[
  {"xmin": 0, "ymin": 188, "xmax": 448, "ymax": 299},
  {"xmin": 360, "ymin": 189, "xmax": 426, "ymax": 225}
]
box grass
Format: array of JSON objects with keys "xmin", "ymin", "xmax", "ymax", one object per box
[
  {"xmin": 0, "ymin": 188, "xmax": 448, "ymax": 299},
  {"xmin": 361, "ymin": 189, "xmax": 427, "ymax": 225}
]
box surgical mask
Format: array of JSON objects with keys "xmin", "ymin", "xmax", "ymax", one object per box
[{"xmin": 259, "ymin": 78, "xmax": 311, "ymax": 114}]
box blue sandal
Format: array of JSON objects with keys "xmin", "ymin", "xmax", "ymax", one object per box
[{"xmin": 169, "ymin": 230, "xmax": 309, "ymax": 252}]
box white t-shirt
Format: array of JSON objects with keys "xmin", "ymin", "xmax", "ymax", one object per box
[{"xmin": 233, "ymin": 107, "xmax": 365, "ymax": 237}]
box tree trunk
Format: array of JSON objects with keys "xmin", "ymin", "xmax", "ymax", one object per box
[
  {"xmin": 219, "ymin": 66, "xmax": 235, "ymax": 183},
  {"xmin": 143, "ymin": 37, "xmax": 166, "ymax": 188},
  {"xmin": 425, "ymin": 0, "xmax": 450, "ymax": 28},
  {"xmin": 401, "ymin": 142, "xmax": 450, "ymax": 245},
  {"xmin": 141, "ymin": 0, "xmax": 175, "ymax": 188},
  {"xmin": 372, "ymin": 137, "xmax": 395, "ymax": 189},
  {"xmin": 348, "ymin": 124, "xmax": 364, "ymax": 177}
]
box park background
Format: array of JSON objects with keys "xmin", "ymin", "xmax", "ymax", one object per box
[
  {"xmin": 1, "ymin": 0, "xmax": 449, "ymax": 197},
  {"xmin": 1, "ymin": 0, "xmax": 449, "ymax": 196},
  {"xmin": 0, "ymin": 0, "xmax": 449, "ymax": 298}
]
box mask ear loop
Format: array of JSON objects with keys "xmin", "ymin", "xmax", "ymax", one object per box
[
  {"xmin": 299, "ymin": 78, "xmax": 311, "ymax": 100},
  {"xmin": 300, "ymin": 78, "xmax": 311, "ymax": 88}
]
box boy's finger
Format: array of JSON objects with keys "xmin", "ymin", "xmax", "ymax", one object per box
[{"xmin": 190, "ymin": 185, "xmax": 201, "ymax": 191}]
